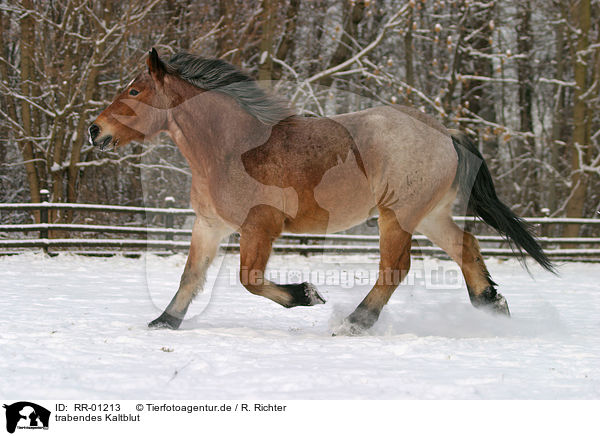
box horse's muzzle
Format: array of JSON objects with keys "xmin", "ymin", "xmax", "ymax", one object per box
[{"xmin": 89, "ymin": 123, "xmax": 113, "ymax": 150}]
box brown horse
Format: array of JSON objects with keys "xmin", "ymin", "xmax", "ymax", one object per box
[{"xmin": 90, "ymin": 49, "xmax": 554, "ymax": 334}]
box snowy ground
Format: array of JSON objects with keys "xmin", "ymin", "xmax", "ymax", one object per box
[{"xmin": 1, "ymin": 251, "xmax": 599, "ymax": 399}]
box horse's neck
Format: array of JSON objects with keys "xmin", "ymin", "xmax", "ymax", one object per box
[
  {"xmin": 166, "ymin": 91, "xmax": 270, "ymax": 175},
  {"xmin": 166, "ymin": 113, "xmax": 207, "ymax": 177}
]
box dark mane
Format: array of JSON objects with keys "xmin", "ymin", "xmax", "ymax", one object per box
[{"xmin": 167, "ymin": 53, "xmax": 295, "ymax": 125}]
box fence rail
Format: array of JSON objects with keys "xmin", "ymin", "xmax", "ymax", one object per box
[{"xmin": 1, "ymin": 198, "xmax": 599, "ymax": 260}]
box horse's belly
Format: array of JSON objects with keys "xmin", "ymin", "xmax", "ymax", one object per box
[
  {"xmin": 314, "ymin": 175, "xmax": 374, "ymax": 233},
  {"xmin": 283, "ymin": 196, "xmax": 373, "ymax": 234},
  {"xmin": 284, "ymin": 149, "xmax": 375, "ymax": 234}
]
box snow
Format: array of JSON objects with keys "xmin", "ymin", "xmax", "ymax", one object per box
[
  {"xmin": 1, "ymin": 252, "xmax": 600, "ymax": 399},
  {"xmin": 259, "ymin": 51, "xmax": 269, "ymax": 65}
]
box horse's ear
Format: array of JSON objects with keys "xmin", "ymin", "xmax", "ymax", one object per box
[{"xmin": 147, "ymin": 48, "xmax": 166, "ymax": 82}]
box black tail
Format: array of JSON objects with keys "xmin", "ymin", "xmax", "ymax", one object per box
[{"xmin": 451, "ymin": 132, "xmax": 556, "ymax": 274}]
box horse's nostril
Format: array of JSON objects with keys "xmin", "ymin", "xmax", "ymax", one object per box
[
  {"xmin": 89, "ymin": 124, "xmax": 100, "ymax": 141},
  {"xmin": 100, "ymin": 135, "xmax": 113, "ymax": 150}
]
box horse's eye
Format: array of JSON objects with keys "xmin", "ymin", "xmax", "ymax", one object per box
[{"xmin": 129, "ymin": 89, "xmax": 139, "ymax": 96}]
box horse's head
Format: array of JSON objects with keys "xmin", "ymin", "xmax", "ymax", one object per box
[{"xmin": 89, "ymin": 48, "xmax": 172, "ymax": 150}]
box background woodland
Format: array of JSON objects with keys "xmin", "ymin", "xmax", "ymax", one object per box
[{"xmin": 1, "ymin": 0, "xmax": 599, "ymax": 237}]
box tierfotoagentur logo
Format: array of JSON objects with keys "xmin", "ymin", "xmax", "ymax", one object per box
[
  {"xmin": 232, "ymin": 262, "xmax": 463, "ymax": 290},
  {"xmin": 3, "ymin": 402, "xmax": 50, "ymax": 433}
]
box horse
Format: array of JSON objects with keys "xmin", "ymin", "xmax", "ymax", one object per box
[{"xmin": 89, "ymin": 48, "xmax": 555, "ymax": 334}]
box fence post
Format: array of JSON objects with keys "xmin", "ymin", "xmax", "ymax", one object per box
[
  {"xmin": 39, "ymin": 189, "xmax": 50, "ymax": 239},
  {"xmin": 540, "ymin": 207, "xmax": 550, "ymax": 238},
  {"xmin": 164, "ymin": 196, "xmax": 175, "ymax": 241}
]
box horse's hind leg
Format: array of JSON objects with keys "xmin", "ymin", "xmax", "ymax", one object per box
[
  {"xmin": 149, "ymin": 219, "xmax": 229, "ymax": 329},
  {"xmin": 238, "ymin": 205, "xmax": 326, "ymax": 308},
  {"xmin": 339, "ymin": 207, "xmax": 412, "ymax": 334},
  {"xmin": 417, "ymin": 208, "xmax": 510, "ymax": 315}
]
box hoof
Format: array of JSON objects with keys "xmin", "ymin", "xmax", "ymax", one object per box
[
  {"xmin": 470, "ymin": 286, "xmax": 510, "ymax": 317},
  {"xmin": 148, "ymin": 312, "xmax": 183, "ymax": 330},
  {"xmin": 489, "ymin": 293, "xmax": 510, "ymax": 316},
  {"xmin": 332, "ymin": 319, "xmax": 368, "ymax": 336},
  {"xmin": 332, "ymin": 303, "xmax": 379, "ymax": 336},
  {"xmin": 283, "ymin": 282, "xmax": 326, "ymax": 307},
  {"xmin": 303, "ymin": 283, "xmax": 326, "ymax": 306}
]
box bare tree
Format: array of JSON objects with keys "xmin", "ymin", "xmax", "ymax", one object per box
[{"xmin": 0, "ymin": 0, "xmax": 597, "ymax": 235}]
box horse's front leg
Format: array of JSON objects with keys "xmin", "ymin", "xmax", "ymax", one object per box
[
  {"xmin": 149, "ymin": 218, "xmax": 229, "ymax": 329},
  {"xmin": 238, "ymin": 206, "xmax": 326, "ymax": 308}
]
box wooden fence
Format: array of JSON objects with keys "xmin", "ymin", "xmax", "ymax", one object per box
[{"xmin": 1, "ymin": 193, "xmax": 599, "ymax": 260}]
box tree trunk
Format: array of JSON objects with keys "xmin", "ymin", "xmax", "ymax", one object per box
[
  {"xmin": 564, "ymin": 0, "xmax": 591, "ymax": 237},
  {"xmin": 460, "ymin": 3, "xmax": 497, "ymax": 135},
  {"xmin": 18, "ymin": 0, "xmax": 41, "ymax": 221},
  {"xmin": 272, "ymin": 0, "xmax": 300, "ymax": 80},
  {"xmin": 404, "ymin": 8, "xmax": 414, "ymax": 104},
  {"xmin": 515, "ymin": 1, "xmax": 537, "ymax": 213},
  {"xmin": 516, "ymin": 2, "xmax": 534, "ymax": 143},
  {"xmin": 319, "ymin": 0, "xmax": 365, "ymax": 88},
  {"xmin": 548, "ymin": 10, "xmax": 567, "ymax": 214},
  {"xmin": 258, "ymin": 0, "xmax": 276, "ymax": 83},
  {"xmin": 66, "ymin": 2, "xmax": 114, "ymax": 220}
]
